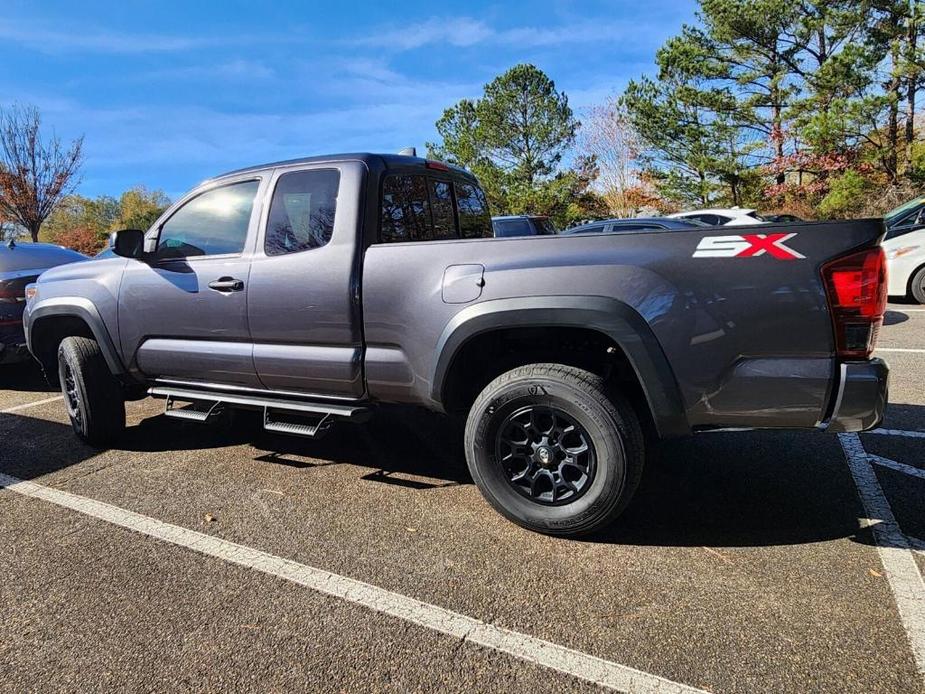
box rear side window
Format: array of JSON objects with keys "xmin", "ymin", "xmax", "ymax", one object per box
[
  {"xmin": 430, "ymin": 180, "xmax": 457, "ymax": 240},
  {"xmin": 566, "ymin": 225, "xmax": 604, "ymax": 234},
  {"xmin": 381, "ymin": 175, "xmax": 432, "ymax": 243},
  {"xmin": 265, "ymin": 169, "xmax": 340, "ymax": 255},
  {"xmin": 379, "ymin": 174, "xmax": 488, "ymax": 242},
  {"xmin": 456, "ymin": 182, "xmax": 492, "ymax": 239},
  {"xmin": 493, "ymin": 219, "xmax": 534, "ymax": 237}
]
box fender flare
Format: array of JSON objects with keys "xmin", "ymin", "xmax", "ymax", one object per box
[
  {"xmin": 431, "ymin": 296, "xmax": 689, "ymax": 439},
  {"xmin": 25, "ymin": 297, "xmax": 126, "ymax": 376}
]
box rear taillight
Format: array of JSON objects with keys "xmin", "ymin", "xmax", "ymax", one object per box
[
  {"xmin": 0, "ymin": 279, "xmax": 26, "ymax": 303},
  {"xmin": 822, "ymin": 247, "xmax": 887, "ymax": 359}
]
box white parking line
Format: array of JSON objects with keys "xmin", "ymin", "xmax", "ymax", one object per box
[
  {"xmin": 868, "ymin": 428, "xmax": 925, "ymax": 439},
  {"xmin": 0, "ymin": 395, "xmax": 63, "ymax": 414},
  {"xmin": 869, "ymin": 455, "xmax": 925, "ymax": 481},
  {"xmin": 877, "ymin": 348, "xmax": 925, "ymax": 354},
  {"xmin": 0, "ymin": 471, "xmax": 708, "ymax": 694},
  {"xmin": 837, "ymin": 433, "xmax": 925, "ymax": 680}
]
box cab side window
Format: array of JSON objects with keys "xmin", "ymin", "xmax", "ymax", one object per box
[
  {"xmin": 265, "ymin": 169, "xmax": 340, "ymax": 255},
  {"xmin": 157, "ymin": 180, "xmax": 259, "ymax": 259}
]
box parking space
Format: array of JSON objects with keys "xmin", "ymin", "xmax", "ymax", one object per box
[{"xmin": 1, "ymin": 304, "xmax": 923, "ymax": 693}]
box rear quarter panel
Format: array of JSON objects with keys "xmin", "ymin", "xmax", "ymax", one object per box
[{"xmin": 362, "ymin": 219, "xmax": 885, "ymax": 430}]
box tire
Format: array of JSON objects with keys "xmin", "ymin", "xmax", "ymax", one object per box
[
  {"xmin": 910, "ymin": 265, "xmax": 925, "ymax": 304},
  {"xmin": 464, "ymin": 363, "xmax": 644, "ymax": 537},
  {"xmin": 57, "ymin": 336, "xmax": 125, "ymax": 447}
]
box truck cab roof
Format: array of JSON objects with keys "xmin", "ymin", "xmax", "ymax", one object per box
[{"xmin": 211, "ymin": 152, "xmax": 476, "ymax": 183}]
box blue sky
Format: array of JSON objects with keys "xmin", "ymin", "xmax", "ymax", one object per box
[{"xmin": 0, "ymin": 0, "xmax": 698, "ymax": 200}]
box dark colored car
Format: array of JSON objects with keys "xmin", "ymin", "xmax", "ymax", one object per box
[
  {"xmin": 0, "ymin": 240, "xmax": 87, "ymax": 364},
  {"xmin": 24, "ymin": 152, "xmax": 889, "ymax": 537},
  {"xmin": 491, "ymin": 215, "xmax": 558, "ymax": 237},
  {"xmin": 561, "ymin": 217, "xmax": 707, "ymax": 234}
]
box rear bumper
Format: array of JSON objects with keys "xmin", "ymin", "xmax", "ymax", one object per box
[{"xmin": 825, "ymin": 358, "xmax": 889, "ymax": 433}]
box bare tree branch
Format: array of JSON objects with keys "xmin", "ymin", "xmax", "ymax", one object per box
[{"xmin": 0, "ymin": 104, "xmax": 83, "ymax": 242}]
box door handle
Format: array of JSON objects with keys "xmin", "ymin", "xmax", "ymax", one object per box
[{"xmin": 208, "ymin": 277, "xmax": 244, "ymax": 292}]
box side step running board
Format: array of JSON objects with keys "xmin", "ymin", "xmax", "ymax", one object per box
[
  {"xmin": 263, "ymin": 410, "xmax": 333, "ymax": 438},
  {"xmin": 149, "ymin": 385, "xmax": 371, "ymax": 438},
  {"xmin": 164, "ymin": 396, "xmax": 223, "ymax": 422}
]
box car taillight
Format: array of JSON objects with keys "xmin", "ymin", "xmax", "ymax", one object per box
[
  {"xmin": 0, "ymin": 279, "xmax": 25, "ymax": 303},
  {"xmin": 822, "ymin": 247, "xmax": 887, "ymax": 359}
]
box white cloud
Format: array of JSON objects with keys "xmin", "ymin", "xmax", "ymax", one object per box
[
  {"xmin": 353, "ymin": 16, "xmax": 647, "ymax": 51},
  {"xmin": 0, "ymin": 20, "xmax": 218, "ymax": 53},
  {"xmin": 355, "ymin": 17, "xmax": 493, "ymax": 50}
]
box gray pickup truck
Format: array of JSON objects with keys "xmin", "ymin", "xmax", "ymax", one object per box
[{"xmin": 23, "ymin": 153, "xmax": 889, "ymax": 536}]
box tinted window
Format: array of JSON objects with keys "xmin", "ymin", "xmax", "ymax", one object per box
[
  {"xmin": 157, "ymin": 180, "xmax": 258, "ymax": 259},
  {"xmin": 456, "ymin": 182, "xmax": 492, "ymax": 238},
  {"xmin": 493, "ymin": 219, "xmax": 534, "ymax": 237},
  {"xmin": 608, "ymin": 223, "xmax": 644, "ymax": 232},
  {"xmin": 430, "ymin": 179, "xmax": 457, "ymax": 240},
  {"xmin": 713, "ymin": 215, "xmax": 732, "ymax": 224},
  {"xmin": 535, "ymin": 218, "xmax": 558, "ymax": 235},
  {"xmin": 381, "ymin": 175, "xmax": 432, "ymax": 243},
  {"xmin": 564, "ymin": 225, "xmax": 604, "ymax": 234},
  {"xmin": 688, "ymin": 214, "xmax": 715, "ymax": 225},
  {"xmin": 265, "ymin": 169, "xmax": 339, "ymax": 256}
]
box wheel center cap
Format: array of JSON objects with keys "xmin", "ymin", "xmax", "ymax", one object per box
[{"xmin": 536, "ymin": 446, "xmax": 553, "ymax": 466}]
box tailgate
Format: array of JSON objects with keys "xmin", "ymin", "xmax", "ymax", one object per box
[{"xmin": 640, "ymin": 218, "xmax": 886, "ymax": 430}]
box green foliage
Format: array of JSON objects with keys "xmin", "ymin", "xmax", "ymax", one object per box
[
  {"xmin": 41, "ymin": 194, "xmax": 119, "ymax": 243},
  {"xmin": 620, "ymin": 0, "xmax": 924, "ymax": 212},
  {"xmin": 428, "ymin": 64, "xmax": 579, "ymax": 219},
  {"xmin": 909, "ymin": 141, "xmax": 925, "ymax": 182},
  {"xmin": 818, "ymin": 169, "xmax": 876, "ymax": 218},
  {"xmin": 118, "ymin": 186, "xmax": 171, "ymax": 230},
  {"xmin": 41, "ymin": 185, "xmax": 170, "ymax": 247}
]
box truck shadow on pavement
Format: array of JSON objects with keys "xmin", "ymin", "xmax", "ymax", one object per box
[
  {"xmin": 0, "ymin": 363, "xmax": 54, "ymax": 393},
  {"xmin": 883, "ymin": 309, "xmax": 910, "ymax": 325},
  {"xmin": 1, "ymin": 401, "xmax": 920, "ymax": 552}
]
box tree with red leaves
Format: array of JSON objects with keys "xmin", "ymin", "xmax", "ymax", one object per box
[{"xmin": 0, "ymin": 104, "xmax": 83, "ymax": 243}]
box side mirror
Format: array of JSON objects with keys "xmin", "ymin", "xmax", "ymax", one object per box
[{"xmin": 110, "ymin": 229, "xmax": 146, "ymax": 259}]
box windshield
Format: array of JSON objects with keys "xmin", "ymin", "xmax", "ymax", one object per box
[{"xmin": 885, "ymin": 197, "xmax": 925, "ymax": 222}]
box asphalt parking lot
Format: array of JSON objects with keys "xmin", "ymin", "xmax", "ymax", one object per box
[{"xmin": 1, "ymin": 305, "xmax": 923, "ymax": 693}]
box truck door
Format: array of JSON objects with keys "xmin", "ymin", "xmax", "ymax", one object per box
[
  {"xmin": 246, "ymin": 162, "xmax": 365, "ymax": 399},
  {"xmin": 118, "ymin": 177, "xmax": 264, "ymax": 388}
]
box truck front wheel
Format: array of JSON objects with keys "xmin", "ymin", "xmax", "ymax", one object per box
[
  {"xmin": 57, "ymin": 336, "xmax": 126, "ymax": 447},
  {"xmin": 464, "ymin": 363, "xmax": 644, "ymax": 537}
]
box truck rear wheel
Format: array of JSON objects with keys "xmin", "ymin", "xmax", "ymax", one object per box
[
  {"xmin": 464, "ymin": 363, "xmax": 644, "ymax": 537},
  {"xmin": 57, "ymin": 336, "xmax": 125, "ymax": 447}
]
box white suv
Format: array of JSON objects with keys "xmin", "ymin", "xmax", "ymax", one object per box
[{"xmin": 668, "ymin": 208, "xmax": 765, "ymax": 226}]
